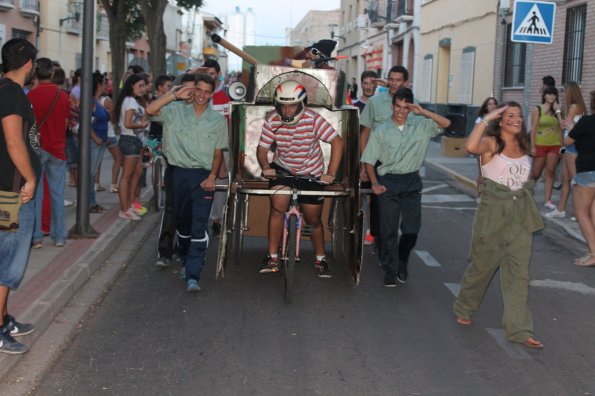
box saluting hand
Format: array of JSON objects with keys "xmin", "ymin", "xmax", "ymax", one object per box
[{"xmin": 171, "ymin": 85, "xmax": 194, "ymax": 101}]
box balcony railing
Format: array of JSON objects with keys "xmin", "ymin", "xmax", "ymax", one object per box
[
  {"xmin": 64, "ymin": 14, "xmax": 82, "ymax": 35},
  {"xmin": 0, "ymin": 0, "xmax": 15, "ymax": 12},
  {"xmin": 19, "ymin": 0, "xmax": 39, "ymax": 17},
  {"xmin": 96, "ymin": 14, "xmax": 109, "ymax": 40}
]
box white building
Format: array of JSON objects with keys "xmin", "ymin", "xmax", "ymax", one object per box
[{"xmin": 222, "ymin": 6, "xmax": 255, "ymax": 72}]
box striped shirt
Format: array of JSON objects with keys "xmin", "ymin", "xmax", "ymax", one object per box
[{"xmin": 259, "ymin": 108, "xmax": 338, "ymax": 177}]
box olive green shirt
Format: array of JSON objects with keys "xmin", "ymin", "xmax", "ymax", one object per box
[
  {"xmin": 359, "ymin": 91, "xmax": 393, "ymax": 130},
  {"xmin": 151, "ymin": 102, "xmax": 228, "ymax": 170},
  {"xmin": 361, "ymin": 115, "xmax": 442, "ymax": 175}
]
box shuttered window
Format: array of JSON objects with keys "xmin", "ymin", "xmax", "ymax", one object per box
[{"xmin": 562, "ymin": 4, "xmax": 586, "ymax": 84}]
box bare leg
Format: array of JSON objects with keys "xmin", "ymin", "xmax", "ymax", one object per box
[
  {"xmin": 543, "ymin": 153, "xmax": 559, "ymax": 202},
  {"xmin": 118, "ymin": 156, "xmax": 139, "ymax": 212},
  {"xmin": 573, "ymin": 185, "xmax": 595, "ymax": 264},
  {"xmin": 108, "ymin": 145, "xmax": 122, "ymax": 186},
  {"xmin": 267, "ymin": 188, "xmax": 290, "ymax": 255},
  {"xmin": 301, "ymin": 203, "xmax": 325, "ymax": 256}
]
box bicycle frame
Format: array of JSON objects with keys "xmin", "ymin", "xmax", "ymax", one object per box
[{"xmin": 281, "ymin": 188, "xmax": 303, "ymax": 263}]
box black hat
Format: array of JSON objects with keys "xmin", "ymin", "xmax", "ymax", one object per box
[{"xmin": 309, "ymin": 39, "xmax": 337, "ymax": 58}]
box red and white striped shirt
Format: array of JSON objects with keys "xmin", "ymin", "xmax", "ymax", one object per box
[{"xmin": 259, "ymin": 108, "xmax": 338, "ymax": 177}]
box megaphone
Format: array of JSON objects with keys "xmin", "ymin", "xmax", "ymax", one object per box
[{"xmin": 228, "ymin": 81, "xmax": 247, "ymax": 101}]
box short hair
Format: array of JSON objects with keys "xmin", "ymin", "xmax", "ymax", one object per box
[
  {"xmin": 542, "ymin": 75, "xmax": 555, "ymax": 87},
  {"xmin": 195, "ymin": 73, "xmax": 216, "ymax": 92},
  {"xmin": 202, "ymin": 59, "xmax": 221, "ymax": 74},
  {"xmin": 51, "ymin": 67, "xmax": 66, "ymax": 86},
  {"xmin": 180, "ymin": 73, "xmax": 196, "ymax": 83},
  {"xmin": 393, "ymin": 87, "xmax": 414, "ymax": 104},
  {"xmin": 1, "ymin": 38, "xmax": 37, "ymax": 73},
  {"xmin": 388, "ymin": 65, "xmax": 409, "ymax": 82},
  {"xmin": 360, "ymin": 70, "xmax": 377, "ymax": 82},
  {"xmin": 35, "ymin": 57, "xmax": 53, "ymax": 80},
  {"xmin": 128, "ymin": 64, "xmax": 145, "ymax": 74},
  {"xmin": 155, "ymin": 74, "xmax": 173, "ymax": 89}
]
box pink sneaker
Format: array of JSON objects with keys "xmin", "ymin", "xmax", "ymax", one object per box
[{"xmin": 119, "ymin": 209, "xmax": 141, "ymax": 221}]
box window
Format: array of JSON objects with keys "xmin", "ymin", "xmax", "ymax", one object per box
[
  {"xmin": 421, "ymin": 54, "xmax": 433, "ymax": 102},
  {"xmin": 504, "ymin": 24, "xmax": 526, "ymax": 87},
  {"xmin": 11, "ymin": 29, "xmax": 30, "ymax": 40},
  {"xmin": 459, "ymin": 47, "xmax": 475, "ymax": 104},
  {"xmin": 562, "ymin": 4, "xmax": 586, "ymax": 84}
]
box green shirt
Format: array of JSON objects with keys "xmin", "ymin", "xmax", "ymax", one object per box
[
  {"xmin": 151, "ymin": 102, "xmax": 228, "ymax": 170},
  {"xmin": 359, "ymin": 91, "xmax": 393, "ymax": 130},
  {"xmin": 361, "ymin": 114, "xmax": 442, "ymax": 175}
]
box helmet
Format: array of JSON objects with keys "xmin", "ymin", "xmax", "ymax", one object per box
[{"xmin": 274, "ymin": 80, "xmax": 307, "ymax": 125}]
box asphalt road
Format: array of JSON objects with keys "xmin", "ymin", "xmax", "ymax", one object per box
[{"xmin": 31, "ymin": 167, "xmax": 595, "ymax": 395}]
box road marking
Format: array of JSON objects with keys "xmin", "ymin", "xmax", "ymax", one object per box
[
  {"xmin": 421, "ymin": 183, "xmax": 448, "ymax": 193},
  {"xmin": 422, "ymin": 194, "xmax": 474, "ymax": 203},
  {"xmin": 444, "ymin": 283, "xmax": 460, "ymax": 297},
  {"xmin": 422, "ymin": 205, "xmax": 476, "ymax": 211},
  {"xmin": 530, "ymin": 279, "xmax": 595, "ymax": 296},
  {"xmin": 415, "ymin": 250, "xmax": 441, "ymax": 267},
  {"xmin": 486, "ymin": 328, "xmax": 531, "ymax": 360}
]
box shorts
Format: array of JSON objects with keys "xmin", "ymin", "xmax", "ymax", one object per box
[
  {"xmin": 564, "ymin": 143, "xmax": 577, "ymax": 155},
  {"xmin": 107, "ymin": 135, "xmax": 119, "ymax": 148},
  {"xmin": 119, "ymin": 135, "xmax": 142, "ymax": 157},
  {"xmin": 534, "ymin": 145, "xmax": 561, "ymax": 158},
  {"xmin": 66, "ymin": 134, "xmax": 78, "ymax": 169},
  {"xmin": 268, "ymin": 163, "xmax": 324, "ymax": 206},
  {"xmin": 574, "ymin": 171, "xmax": 595, "ymax": 187}
]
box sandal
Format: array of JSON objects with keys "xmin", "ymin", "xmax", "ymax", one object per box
[
  {"xmin": 89, "ymin": 204, "xmax": 106, "ymax": 213},
  {"xmin": 575, "ymin": 253, "xmax": 595, "ymax": 267},
  {"xmin": 522, "ymin": 337, "xmax": 544, "ymax": 349},
  {"xmin": 456, "ymin": 317, "xmax": 472, "ymax": 326}
]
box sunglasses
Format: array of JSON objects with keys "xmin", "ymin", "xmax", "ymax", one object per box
[{"xmin": 311, "ymin": 48, "xmax": 322, "ymax": 56}]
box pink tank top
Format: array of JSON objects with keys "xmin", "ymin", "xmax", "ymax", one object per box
[{"xmin": 481, "ymin": 153, "xmax": 531, "ymax": 191}]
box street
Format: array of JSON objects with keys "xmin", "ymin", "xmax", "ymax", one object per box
[{"xmin": 27, "ymin": 168, "xmax": 595, "ymax": 395}]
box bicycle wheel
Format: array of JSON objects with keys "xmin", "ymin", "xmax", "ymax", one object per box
[
  {"xmin": 232, "ymin": 193, "xmax": 245, "ymax": 265},
  {"xmin": 152, "ymin": 159, "xmax": 163, "ymax": 212},
  {"xmin": 283, "ymin": 214, "xmax": 297, "ymax": 304}
]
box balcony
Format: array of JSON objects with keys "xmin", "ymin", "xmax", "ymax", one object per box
[
  {"xmin": 19, "ymin": 0, "xmax": 39, "ymax": 18},
  {"xmin": 64, "ymin": 14, "xmax": 81, "ymax": 35},
  {"xmin": 0, "ymin": 0, "xmax": 15, "ymax": 12}
]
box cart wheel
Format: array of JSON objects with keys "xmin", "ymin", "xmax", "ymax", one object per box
[
  {"xmin": 330, "ymin": 197, "xmax": 347, "ymax": 261},
  {"xmin": 232, "ymin": 193, "xmax": 245, "ymax": 265},
  {"xmin": 152, "ymin": 159, "xmax": 164, "ymax": 212},
  {"xmin": 350, "ymin": 209, "xmax": 365, "ymax": 285},
  {"xmin": 283, "ymin": 214, "xmax": 297, "ymax": 304},
  {"xmin": 215, "ymin": 203, "xmax": 229, "ymax": 279}
]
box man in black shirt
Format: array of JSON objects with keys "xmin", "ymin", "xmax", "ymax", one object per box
[{"xmin": 0, "ymin": 38, "xmax": 39, "ymax": 354}]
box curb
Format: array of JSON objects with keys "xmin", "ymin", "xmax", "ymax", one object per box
[{"xmin": 0, "ymin": 199, "xmax": 159, "ymax": 382}]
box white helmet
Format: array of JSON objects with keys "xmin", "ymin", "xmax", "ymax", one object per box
[{"xmin": 274, "ymin": 80, "xmax": 307, "ymax": 125}]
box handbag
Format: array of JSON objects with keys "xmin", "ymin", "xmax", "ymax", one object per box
[{"xmin": 0, "ymin": 190, "xmax": 21, "ymax": 231}]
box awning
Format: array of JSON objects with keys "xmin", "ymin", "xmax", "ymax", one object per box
[{"xmin": 365, "ymin": 45, "xmax": 383, "ymax": 70}]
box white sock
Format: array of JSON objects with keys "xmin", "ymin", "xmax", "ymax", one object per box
[
  {"xmin": 316, "ymin": 255, "xmax": 325, "ymax": 261},
  {"xmin": 270, "ymin": 253, "xmax": 278, "ymax": 259}
]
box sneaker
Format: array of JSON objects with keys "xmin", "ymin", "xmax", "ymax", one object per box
[
  {"xmin": 544, "ymin": 201, "xmax": 556, "ymax": 210},
  {"xmin": 31, "ymin": 240, "xmax": 42, "ymax": 249},
  {"xmin": 55, "ymin": 241, "xmax": 65, "ymax": 248},
  {"xmin": 187, "ymin": 279, "xmax": 201, "ymax": 292},
  {"xmin": 364, "ymin": 231, "xmax": 375, "ymax": 246},
  {"xmin": 384, "ymin": 274, "xmax": 396, "ymax": 288},
  {"xmin": 95, "ymin": 183, "xmax": 106, "ymax": 192},
  {"xmin": 179, "ymin": 266, "xmax": 186, "ymax": 280},
  {"xmin": 315, "ymin": 258, "xmax": 332, "ymax": 278},
  {"xmin": 544, "ymin": 208, "xmax": 566, "ymax": 218},
  {"xmin": 64, "ymin": 199, "xmax": 74, "ymax": 207},
  {"xmin": 4, "ymin": 315, "xmax": 34, "ymax": 337},
  {"xmin": 0, "ymin": 327, "xmax": 28, "ymax": 354},
  {"xmin": 397, "ymin": 270, "xmax": 409, "ymax": 284},
  {"xmin": 155, "ymin": 257, "xmax": 170, "ymax": 268},
  {"xmin": 118, "ymin": 210, "xmax": 141, "ymax": 221},
  {"xmin": 571, "ymin": 216, "xmax": 577, "ymax": 222},
  {"xmin": 259, "ymin": 255, "xmax": 280, "ymax": 273},
  {"xmin": 110, "ymin": 184, "xmax": 118, "ymax": 193},
  {"xmin": 132, "ymin": 203, "xmax": 148, "ymax": 216}
]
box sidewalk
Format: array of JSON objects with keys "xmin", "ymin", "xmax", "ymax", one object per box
[
  {"xmin": 424, "ymin": 139, "xmax": 586, "ymax": 243},
  {"xmin": 0, "ymin": 153, "xmax": 159, "ymax": 380}
]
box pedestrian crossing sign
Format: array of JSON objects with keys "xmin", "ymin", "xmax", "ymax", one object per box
[{"xmin": 512, "ymin": 1, "xmax": 556, "ymax": 44}]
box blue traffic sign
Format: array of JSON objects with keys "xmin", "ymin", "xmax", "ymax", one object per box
[{"xmin": 511, "ymin": 1, "xmax": 556, "ymax": 44}]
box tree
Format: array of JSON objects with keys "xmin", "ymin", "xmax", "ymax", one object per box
[
  {"xmin": 139, "ymin": 0, "xmax": 203, "ymax": 78},
  {"xmin": 99, "ymin": 0, "xmax": 144, "ymax": 101}
]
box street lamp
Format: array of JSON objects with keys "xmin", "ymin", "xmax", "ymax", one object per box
[
  {"xmin": 328, "ymin": 24, "xmax": 345, "ymax": 41},
  {"xmin": 59, "ymin": 1, "xmax": 83, "ymax": 27}
]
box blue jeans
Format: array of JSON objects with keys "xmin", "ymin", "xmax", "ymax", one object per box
[
  {"xmin": 172, "ymin": 167, "xmax": 214, "ymax": 282},
  {"xmin": 0, "ymin": 201, "xmax": 35, "ymax": 289},
  {"xmin": 89, "ymin": 140, "xmax": 108, "ymax": 206},
  {"xmin": 34, "ymin": 148, "xmax": 67, "ymax": 243}
]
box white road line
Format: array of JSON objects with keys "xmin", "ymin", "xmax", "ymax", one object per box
[
  {"xmin": 422, "ymin": 205, "xmax": 476, "ymax": 211},
  {"xmin": 530, "ymin": 279, "xmax": 595, "ymax": 296},
  {"xmin": 415, "ymin": 250, "xmax": 441, "ymax": 267},
  {"xmin": 421, "ymin": 183, "xmax": 448, "ymax": 193},
  {"xmin": 422, "ymin": 194, "xmax": 475, "ymax": 203},
  {"xmin": 444, "ymin": 283, "xmax": 460, "ymax": 297},
  {"xmin": 486, "ymin": 328, "xmax": 532, "ymax": 360}
]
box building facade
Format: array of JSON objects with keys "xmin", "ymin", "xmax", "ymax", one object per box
[
  {"xmin": 0, "ymin": 0, "xmax": 39, "ymax": 50},
  {"xmin": 222, "ymin": 6, "xmax": 255, "ymax": 72},
  {"xmin": 287, "ymin": 9, "xmax": 340, "ymax": 48}
]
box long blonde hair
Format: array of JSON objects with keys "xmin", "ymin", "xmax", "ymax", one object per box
[{"xmin": 564, "ymin": 81, "xmax": 586, "ymax": 116}]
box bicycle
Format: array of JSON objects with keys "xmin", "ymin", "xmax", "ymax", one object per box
[
  {"xmin": 267, "ymin": 171, "xmax": 325, "ymax": 304},
  {"xmin": 145, "ymin": 137, "xmax": 166, "ymax": 211}
]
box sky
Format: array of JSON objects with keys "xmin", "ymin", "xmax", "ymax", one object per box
[{"xmin": 200, "ymin": 0, "xmax": 341, "ymax": 46}]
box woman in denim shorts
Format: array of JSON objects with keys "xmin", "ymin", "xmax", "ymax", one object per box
[
  {"xmin": 99, "ymin": 87, "xmax": 122, "ymax": 193},
  {"xmin": 566, "ymin": 90, "xmax": 595, "ymax": 267},
  {"xmin": 112, "ymin": 74, "xmax": 148, "ymax": 220}
]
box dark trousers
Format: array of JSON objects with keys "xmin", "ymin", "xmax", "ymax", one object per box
[
  {"xmin": 378, "ymin": 172, "xmax": 422, "ymax": 276},
  {"xmin": 158, "ymin": 163, "xmax": 176, "ymax": 259},
  {"xmin": 172, "ymin": 166, "xmax": 214, "ymax": 282}
]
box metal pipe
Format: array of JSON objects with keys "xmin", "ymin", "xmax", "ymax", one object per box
[{"xmin": 211, "ymin": 34, "xmax": 260, "ymax": 66}]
